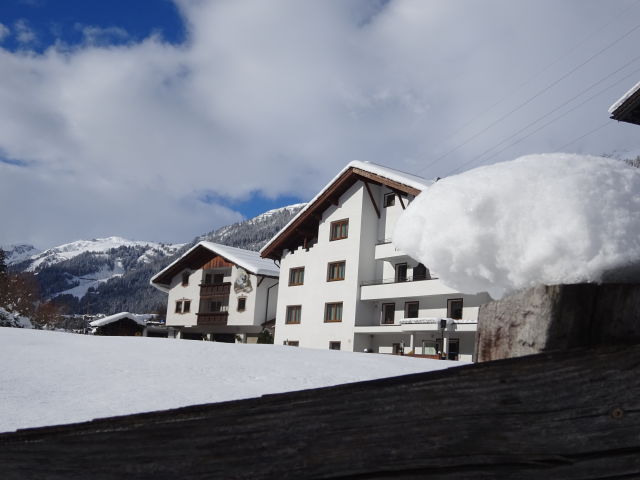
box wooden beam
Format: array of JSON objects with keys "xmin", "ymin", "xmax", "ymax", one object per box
[
  {"xmin": 1, "ymin": 345, "xmax": 639, "ymax": 479},
  {"xmin": 352, "ymin": 167, "xmax": 422, "ymax": 196},
  {"xmin": 364, "ymin": 181, "xmax": 380, "ymax": 218}
]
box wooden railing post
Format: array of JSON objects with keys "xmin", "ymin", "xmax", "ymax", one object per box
[{"xmin": 476, "ymin": 283, "xmax": 640, "ymax": 362}]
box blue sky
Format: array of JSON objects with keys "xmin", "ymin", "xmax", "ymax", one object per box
[
  {"xmin": 0, "ymin": 0, "xmax": 185, "ymax": 50},
  {"xmin": 0, "ymin": 0, "xmax": 638, "ymax": 248}
]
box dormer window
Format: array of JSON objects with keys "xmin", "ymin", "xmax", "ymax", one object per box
[
  {"xmin": 330, "ymin": 219, "xmax": 349, "ymax": 241},
  {"xmin": 181, "ymin": 272, "xmax": 190, "ymax": 286}
]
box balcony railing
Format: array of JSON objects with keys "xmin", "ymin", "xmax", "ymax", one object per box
[
  {"xmin": 360, "ymin": 274, "xmax": 437, "ymax": 287},
  {"xmin": 196, "ymin": 311, "xmax": 229, "ymax": 326},
  {"xmin": 199, "ymin": 282, "xmax": 231, "ymax": 297}
]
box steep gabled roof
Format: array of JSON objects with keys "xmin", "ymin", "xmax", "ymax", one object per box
[
  {"xmin": 610, "ymin": 80, "xmax": 640, "ymax": 126},
  {"xmin": 151, "ymin": 241, "xmax": 279, "ymax": 291},
  {"xmin": 260, "ymin": 161, "xmax": 429, "ymax": 260}
]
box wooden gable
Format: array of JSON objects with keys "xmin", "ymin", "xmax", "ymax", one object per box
[{"xmin": 260, "ymin": 167, "xmax": 423, "ymax": 260}]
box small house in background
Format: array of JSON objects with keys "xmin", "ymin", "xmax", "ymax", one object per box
[
  {"xmin": 90, "ymin": 312, "xmax": 155, "ymax": 337},
  {"xmin": 609, "ymin": 80, "xmax": 640, "ymax": 126},
  {"xmin": 150, "ymin": 242, "xmax": 279, "ymax": 343}
]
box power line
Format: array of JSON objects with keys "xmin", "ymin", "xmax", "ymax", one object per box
[
  {"xmin": 416, "ymin": 18, "xmax": 640, "ymax": 175},
  {"xmin": 444, "ymin": 60, "xmax": 640, "ymax": 175},
  {"xmin": 557, "ymin": 120, "xmax": 612, "ymax": 151},
  {"xmin": 434, "ymin": 0, "xmax": 640, "ymax": 149}
]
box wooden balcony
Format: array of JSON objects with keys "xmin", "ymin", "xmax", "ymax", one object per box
[
  {"xmin": 196, "ymin": 312, "xmax": 229, "ymax": 326},
  {"xmin": 199, "ymin": 282, "xmax": 231, "ymax": 297}
]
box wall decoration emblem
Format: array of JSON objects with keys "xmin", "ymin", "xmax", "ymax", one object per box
[{"xmin": 234, "ymin": 268, "xmax": 252, "ymax": 294}]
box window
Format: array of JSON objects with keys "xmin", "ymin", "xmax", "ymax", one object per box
[
  {"xmin": 405, "ymin": 301, "xmax": 419, "ymax": 319},
  {"xmin": 183, "ymin": 300, "xmax": 191, "ymax": 313},
  {"xmin": 413, "ymin": 263, "xmax": 429, "ymax": 281},
  {"xmin": 330, "ymin": 219, "xmax": 349, "ymax": 241},
  {"xmin": 237, "ymin": 297, "xmax": 246, "ymax": 312},
  {"xmin": 381, "ymin": 303, "xmax": 395, "ymax": 325},
  {"xmin": 395, "ymin": 263, "xmax": 408, "ymax": 282},
  {"xmin": 286, "ymin": 305, "xmax": 302, "ymax": 324},
  {"xmin": 327, "ymin": 261, "xmax": 346, "ymax": 281},
  {"xmin": 329, "ymin": 341, "xmax": 341, "ymax": 350},
  {"xmin": 175, "ymin": 300, "xmax": 183, "ymax": 313},
  {"xmin": 447, "ymin": 298, "xmax": 463, "ymax": 320},
  {"xmin": 210, "ymin": 300, "xmax": 223, "ymax": 312},
  {"xmin": 384, "ymin": 193, "xmax": 395, "ymax": 208},
  {"xmin": 447, "ymin": 338, "xmax": 460, "ymax": 361},
  {"xmin": 204, "ymin": 273, "xmax": 212, "ymax": 285},
  {"xmin": 182, "ymin": 272, "xmax": 190, "ymax": 286},
  {"xmin": 325, "ymin": 302, "xmax": 343, "ymax": 322},
  {"xmin": 213, "ymin": 273, "xmax": 225, "ymax": 284},
  {"xmin": 289, "ymin": 267, "xmax": 305, "ymax": 286}
]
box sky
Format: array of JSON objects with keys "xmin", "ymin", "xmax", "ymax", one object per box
[{"xmin": 0, "ymin": 0, "xmax": 638, "ymax": 249}]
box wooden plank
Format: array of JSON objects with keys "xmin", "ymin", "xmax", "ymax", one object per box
[
  {"xmin": 352, "ymin": 167, "xmax": 422, "ymax": 196},
  {"xmin": 1, "ymin": 344, "xmax": 640, "ymax": 479},
  {"xmin": 364, "ymin": 181, "xmax": 381, "ymax": 218}
]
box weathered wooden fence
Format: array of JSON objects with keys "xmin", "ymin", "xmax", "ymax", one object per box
[{"xmin": 1, "ymin": 342, "xmax": 639, "ymax": 479}]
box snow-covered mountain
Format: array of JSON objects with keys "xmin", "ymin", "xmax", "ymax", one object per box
[
  {"xmin": 4, "ymin": 204, "xmax": 306, "ymax": 315},
  {"xmin": 12, "ymin": 236, "xmax": 183, "ymax": 272},
  {"xmin": 8, "ymin": 237, "xmax": 184, "ymax": 300},
  {"xmin": 2, "ymin": 244, "xmax": 41, "ymax": 265}
]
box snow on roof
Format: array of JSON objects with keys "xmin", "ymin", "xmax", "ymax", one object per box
[
  {"xmin": 198, "ymin": 241, "xmax": 280, "ymax": 276},
  {"xmin": 260, "ymin": 161, "xmax": 430, "ymax": 256},
  {"xmin": 609, "ymin": 80, "xmax": 640, "ymax": 114},
  {"xmin": 90, "ymin": 312, "xmax": 153, "ymax": 328},
  {"xmin": 151, "ymin": 241, "xmax": 279, "ymax": 289}
]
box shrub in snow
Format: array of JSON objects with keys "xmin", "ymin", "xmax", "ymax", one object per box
[{"xmin": 394, "ymin": 154, "xmax": 640, "ymax": 299}]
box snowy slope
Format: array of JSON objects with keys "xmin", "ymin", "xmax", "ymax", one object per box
[
  {"xmin": 21, "ymin": 236, "xmax": 182, "ymax": 272},
  {"xmin": 0, "ymin": 328, "xmax": 460, "ymax": 433},
  {"xmin": 2, "ymin": 244, "xmax": 41, "ymax": 264}
]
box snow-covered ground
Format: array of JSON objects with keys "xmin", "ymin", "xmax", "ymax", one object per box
[{"xmin": 0, "ymin": 328, "xmax": 459, "ymax": 433}]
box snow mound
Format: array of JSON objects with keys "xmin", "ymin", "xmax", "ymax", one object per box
[
  {"xmin": 0, "ymin": 328, "xmax": 459, "ymax": 432},
  {"xmin": 394, "ymin": 154, "xmax": 640, "ymax": 299}
]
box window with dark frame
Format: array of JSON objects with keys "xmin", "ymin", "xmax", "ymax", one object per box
[
  {"xmin": 237, "ymin": 297, "xmax": 246, "ymax": 311},
  {"xmin": 405, "ymin": 301, "xmax": 419, "ymax": 319},
  {"xmin": 175, "ymin": 300, "xmax": 183, "ymax": 313},
  {"xmin": 384, "ymin": 193, "xmax": 395, "ymax": 208},
  {"xmin": 204, "ymin": 273, "xmax": 212, "ymax": 285},
  {"xmin": 447, "ymin": 298, "xmax": 463, "ymax": 320},
  {"xmin": 288, "ymin": 267, "xmax": 305, "ymax": 286},
  {"xmin": 330, "ymin": 219, "xmax": 349, "ymax": 241},
  {"xmin": 395, "ymin": 263, "xmax": 408, "ymax": 282},
  {"xmin": 327, "ymin": 261, "xmax": 346, "ymax": 281},
  {"xmin": 381, "ymin": 303, "xmax": 395, "ymax": 324},
  {"xmin": 209, "ymin": 300, "xmax": 223, "ymax": 312},
  {"xmin": 413, "ymin": 263, "xmax": 429, "ymax": 281},
  {"xmin": 183, "ymin": 300, "xmax": 191, "ymax": 313},
  {"xmin": 324, "ymin": 302, "xmax": 343, "ymax": 322},
  {"xmin": 285, "ymin": 305, "xmax": 302, "ymax": 324},
  {"xmin": 213, "ymin": 273, "xmax": 225, "ymax": 284},
  {"xmin": 329, "ymin": 341, "xmax": 341, "ymax": 350},
  {"xmin": 181, "ymin": 272, "xmax": 190, "ymax": 286}
]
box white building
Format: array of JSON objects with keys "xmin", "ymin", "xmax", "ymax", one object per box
[
  {"xmin": 151, "ymin": 242, "xmax": 279, "ymax": 342},
  {"xmin": 260, "ymin": 161, "xmax": 491, "ymax": 361}
]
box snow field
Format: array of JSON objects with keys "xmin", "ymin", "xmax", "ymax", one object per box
[
  {"xmin": 0, "ymin": 328, "xmax": 459, "ymax": 433},
  {"xmin": 394, "ymin": 154, "xmax": 640, "ymax": 299}
]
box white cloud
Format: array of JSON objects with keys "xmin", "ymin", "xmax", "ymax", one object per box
[
  {"xmin": 75, "ymin": 24, "xmax": 129, "ymax": 46},
  {"xmin": 13, "ymin": 19, "xmax": 36, "ymax": 44},
  {"xmin": 0, "ymin": 0, "xmax": 639, "ymax": 248},
  {"xmin": 0, "ymin": 24, "xmax": 10, "ymax": 42}
]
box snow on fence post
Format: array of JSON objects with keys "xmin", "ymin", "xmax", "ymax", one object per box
[{"xmin": 476, "ymin": 283, "xmax": 640, "ymax": 362}]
